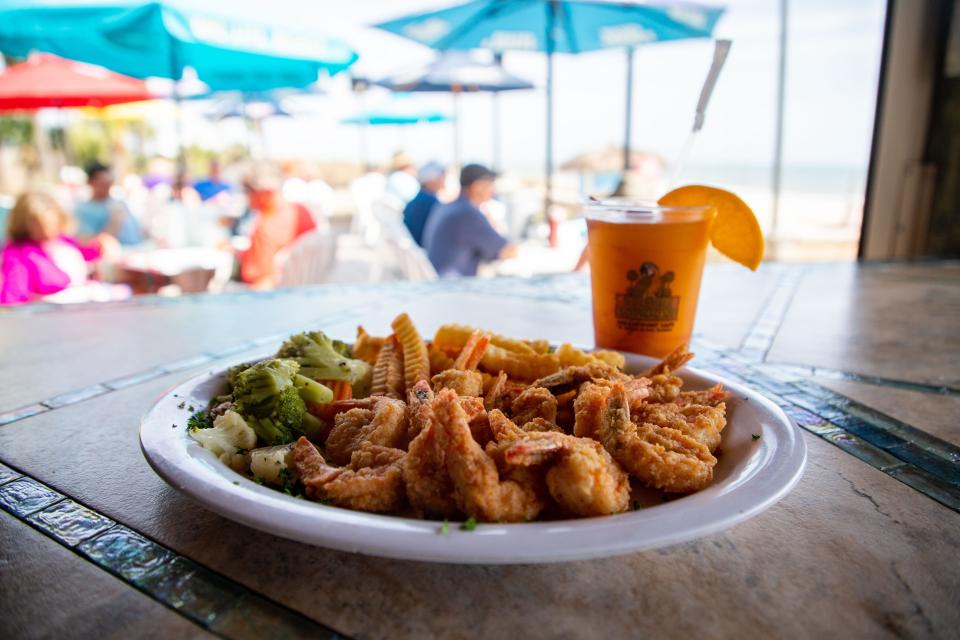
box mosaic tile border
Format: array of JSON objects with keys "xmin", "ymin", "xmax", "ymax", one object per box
[{"xmin": 0, "ymin": 462, "xmax": 347, "ymax": 640}]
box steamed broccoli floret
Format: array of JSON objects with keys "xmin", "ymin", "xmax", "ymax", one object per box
[
  {"xmin": 244, "ymin": 384, "xmax": 303, "ymax": 445},
  {"xmin": 230, "ymin": 358, "xmax": 324, "ymax": 446},
  {"xmin": 226, "ymin": 361, "xmax": 257, "ymax": 389},
  {"xmin": 232, "ymin": 359, "xmax": 301, "ymax": 419},
  {"xmin": 277, "ymin": 332, "xmax": 371, "ymax": 390},
  {"xmin": 293, "ymin": 374, "xmax": 333, "ymax": 405},
  {"xmin": 332, "ymin": 339, "xmax": 352, "ymax": 358}
]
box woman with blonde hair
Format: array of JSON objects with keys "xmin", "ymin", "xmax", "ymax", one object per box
[{"xmin": 0, "ymin": 192, "xmax": 115, "ymax": 305}]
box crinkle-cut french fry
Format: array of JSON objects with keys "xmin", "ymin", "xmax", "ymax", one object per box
[
  {"xmin": 434, "ymin": 324, "xmax": 536, "ymax": 355},
  {"xmin": 391, "ymin": 313, "xmax": 430, "ymax": 392},
  {"xmin": 454, "ymin": 330, "xmax": 491, "ymax": 370},
  {"xmin": 556, "ymin": 343, "xmax": 627, "ymax": 370},
  {"xmin": 371, "ymin": 336, "xmax": 395, "ymax": 396},
  {"xmin": 591, "ymin": 350, "xmax": 626, "ymax": 370},
  {"xmin": 556, "ymin": 343, "xmax": 595, "ymax": 367},
  {"xmin": 353, "ymin": 325, "xmax": 386, "ymax": 365},
  {"xmin": 479, "ymin": 344, "xmax": 560, "ymax": 381},
  {"xmin": 525, "ymin": 339, "xmax": 551, "ymax": 354},
  {"xmin": 384, "ymin": 339, "xmax": 405, "ymax": 399},
  {"xmin": 428, "ymin": 343, "xmax": 456, "ymax": 375}
]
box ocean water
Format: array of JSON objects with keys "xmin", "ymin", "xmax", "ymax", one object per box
[{"xmin": 587, "ymin": 164, "xmax": 868, "ymax": 198}]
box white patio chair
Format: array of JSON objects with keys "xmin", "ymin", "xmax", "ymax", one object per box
[{"xmin": 277, "ymin": 228, "xmax": 338, "ymax": 287}]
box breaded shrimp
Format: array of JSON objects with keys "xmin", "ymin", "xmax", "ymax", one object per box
[
  {"xmin": 636, "ymin": 402, "xmax": 727, "ymax": 453},
  {"xmin": 573, "ymin": 382, "xmax": 610, "ymax": 439},
  {"xmin": 646, "ymin": 373, "xmax": 685, "ymax": 403},
  {"xmin": 483, "ymin": 371, "xmax": 509, "ymax": 411},
  {"xmin": 505, "ymin": 431, "xmax": 630, "ymax": 517},
  {"xmin": 643, "ymin": 345, "xmax": 694, "ymax": 377},
  {"xmin": 431, "ymin": 369, "xmax": 483, "ymax": 397},
  {"xmin": 532, "ymin": 362, "xmax": 624, "ymax": 393},
  {"xmin": 675, "ymin": 384, "xmax": 729, "ymax": 408},
  {"xmin": 436, "ymin": 390, "xmax": 547, "ymax": 522},
  {"xmin": 291, "ymin": 437, "xmax": 406, "ymax": 513},
  {"xmin": 403, "ymin": 381, "xmax": 459, "ymax": 517},
  {"xmin": 599, "ymin": 385, "xmax": 716, "ymax": 494},
  {"xmin": 325, "ymin": 397, "xmax": 408, "ymax": 466},
  {"xmin": 510, "ymin": 386, "xmax": 558, "ymax": 425}
]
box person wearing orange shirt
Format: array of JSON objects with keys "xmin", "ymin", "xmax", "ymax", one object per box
[{"xmin": 240, "ymin": 182, "xmax": 316, "ymax": 289}]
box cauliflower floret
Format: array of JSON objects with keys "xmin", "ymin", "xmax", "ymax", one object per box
[
  {"xmin": 249, "ymin": 444, "xmax": 295, "ymax": 485},
  {"xmin": 190, "ymin": 410, "xmax": 257, "ymax": 472}
]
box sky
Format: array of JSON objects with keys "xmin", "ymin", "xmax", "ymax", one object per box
[{"xmin": 145, "ymin": 0, "xmax": 888, "ymax": 174}]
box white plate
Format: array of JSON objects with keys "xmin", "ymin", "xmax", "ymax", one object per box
[{"xmin": 141, "ymin": 351, "xmax": 806, "ymax": 564}]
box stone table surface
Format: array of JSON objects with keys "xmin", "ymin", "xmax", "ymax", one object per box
[{"xmin": 1, "ymin": 261, "xmax": 958, "ymax": 640}]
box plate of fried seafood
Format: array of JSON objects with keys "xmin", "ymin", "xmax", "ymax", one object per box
[{"xmin": 141, "ymin": 312, "xmax": 806, "ymax": 563}]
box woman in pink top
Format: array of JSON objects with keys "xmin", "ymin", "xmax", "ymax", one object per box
[{"xmin": 0, "ymin": 192, "xmax": 112, "ymax": 305}]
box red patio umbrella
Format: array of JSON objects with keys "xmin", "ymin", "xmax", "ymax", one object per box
[{"xmin": 0, "ymin": 54, "xmax": 155, "ymax": 111}]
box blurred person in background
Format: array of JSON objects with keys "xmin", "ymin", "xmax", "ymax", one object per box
[
  {"xmin": 75, "ymin": 162, "xmax": 143, "ymax": 246},
  {"xmin": 403, "ymin": 160, "xmax": 446, "ymax": 246},
  {"xmin": 193, "ymin": 159, "xmax": 231, "ymax": 202},
  {"xmin": 422, "ymin": 163, "xmax": 516, "ymax": 277},
  {"xmin": 1, "ymin": 192, "xmax": 119, "ymax": 305},
  {"xmin": 385, "ymin": 151, "xmax": 419, "ymax": 204},
  {"xmin": 240, "ymin": 176, "xmax": 316, "ymax": 289}
]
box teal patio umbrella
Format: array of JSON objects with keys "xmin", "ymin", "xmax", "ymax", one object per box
[
  {"xmin": 376, "ymin": 0, "xmax": 723, "ymax": 212},
  {"xmin": 370, "ymin": 50, "xmax": 534, "ymax": 168},
  {"xmin": 0, "ymin": 1, "xmax": 358, "ymax": 92},
  {"xmin": 342, "ymin": 99, "xmax": 451, "ymax": 169}
]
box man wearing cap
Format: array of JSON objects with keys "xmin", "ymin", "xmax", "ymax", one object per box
[
  {"xmin": 403, "ymin": 161, "xmax": 446, "ymax": 246},
  {"xmin": 422, "ymin": 163, "xmax": 517, "ymax": 277}
]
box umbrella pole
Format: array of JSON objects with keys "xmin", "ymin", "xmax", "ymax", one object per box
[
  {"xmin": 453, "ymin": 90, "xmax": 462, "ymax": 168},
  {"xmin": 491, "ymin": 92, "xmax": 500, "ymax": 171},
  {"xmin": 622, "ymin": 47, "xmax": 635, "ymax": 180},
  {"xmin": 544, "ymin": 45, "xmax": 554, "ymax": 220}
]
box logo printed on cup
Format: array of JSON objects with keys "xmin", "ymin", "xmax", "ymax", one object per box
[{"xmin": 614, "ymin": 261, "xmax": 680, "ymax": 333}]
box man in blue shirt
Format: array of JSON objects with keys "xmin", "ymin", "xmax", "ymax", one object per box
[
  {"xmin": 403, "ymin": 161, "xmax": 446, "ymax": 246},
  {"xmin": 193, "ymin": 160, "xmax": 231, "ymax": 202},
  {"xmin": 74, "ymin": 162, "xmax": 142, "ymax": 246},
  {"xmin": 422, "ymin": 164, "xmax": 516, "ymax": 277}
]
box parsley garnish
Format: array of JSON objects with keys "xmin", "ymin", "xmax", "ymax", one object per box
[
  {"xmin": 440, "ymin": 520, "xmax": 449, "ymax": 535},
  {"xmin": 187, "ymin": 410, "xmax": 213, "ymax": 431},
  {"xmin": 177, "ymin": 401, "xmax": 186, "ymax": 410},
  {"xmin": 459, "ymin": 516, "xmax": 477, "ymax": 532},
  {"xmin": 752, "ymin": 433, "xmax": 761, "ymax": 441}
]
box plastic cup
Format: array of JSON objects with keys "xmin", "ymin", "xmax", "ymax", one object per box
[{"xmin": 585, "ymin": 200, "xmax": 715, "ymax": 358}]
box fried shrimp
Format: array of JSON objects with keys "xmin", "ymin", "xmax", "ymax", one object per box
[
  {"xmin": 647, "ymin": 373, "xmax": 685, "ymax": 403},
  {"xmin": 403, "ymin": 381, "xmax": 459, "ymax": 517},
  {"xmin": 643, "ymin": 345, "xmax": 695, "ymax": 377},
  {"xmin": 599, "ymin": 385, "xmax": 716, "ymax": 493},
  {"xmin": 510, "ymin": 386, "xmax": 558, "ymax": 425},
  {"xmin": 436, "ymin": 390, "xmax": 547, "ymax": 522},
  {"xmin": 483, "ymin": 371, "xmax": 509, "ymax": 411},
  {"xmin": 505, "ymin": 431, "xmax": 630, "ymax": 517},
  {"xmin": 325, "ymin": 397, "xmax": 408, "ymax": 466},
  {"xmin": 431, "ymin": 369, "xmax": 483, "ymax": 397},
  {"xmin": 573, "ymin": 381, "xmax": 608, "ymax": 438},
  {"xmin": 636, "ymin": 402, "xmax": 727, "ymax": 453},
  {"xmin": 532, "ymin": 362, "xmax": 624, "ymax": 393},
  {"xmin": 675, "ymin": 384, "xmax": 729, "ymax": 408},
  {"xmin": 291, "ymin": 437, "xmax": 406, "ymax": 513}
]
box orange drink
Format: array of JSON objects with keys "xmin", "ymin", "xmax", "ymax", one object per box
[{"xmin": 585, "ymin": 201, "xmax": 715, "ymax": 358}]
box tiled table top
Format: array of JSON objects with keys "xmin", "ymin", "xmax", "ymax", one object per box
[{"xmin": 1, "ymin": 261, "xmax": 958, "ymax": 639}]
